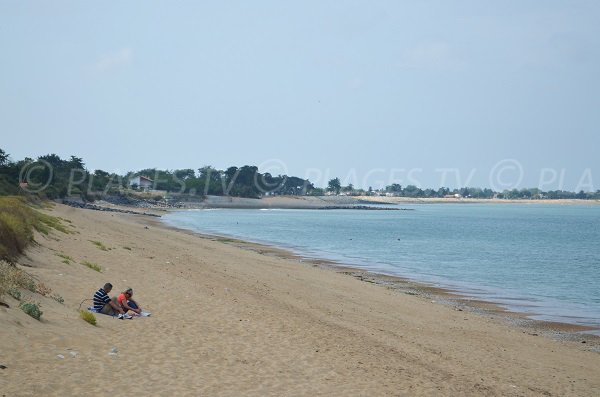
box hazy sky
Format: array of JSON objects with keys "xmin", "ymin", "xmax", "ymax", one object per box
[{"xmin": 1, "ymin": 1, "xmax": 599, "ymax": 190}]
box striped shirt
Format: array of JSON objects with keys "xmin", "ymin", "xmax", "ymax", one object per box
[{"xmin": 93, "ymin": 288, "xmax": 111, "ymax": 311}]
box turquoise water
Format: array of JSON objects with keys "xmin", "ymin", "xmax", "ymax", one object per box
[{"xmin": 163, "ymin": 204, "xmax": 600, "ymax": 331}]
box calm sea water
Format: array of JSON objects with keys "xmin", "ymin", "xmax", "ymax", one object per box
[{"xmin": 163, "ymin": 204, "xmax": 600, "ymax": 331}]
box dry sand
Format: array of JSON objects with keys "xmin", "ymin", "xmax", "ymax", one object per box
[{"xmin": 1, "ymin": 204, "xmax": 598, "ymax": 396}]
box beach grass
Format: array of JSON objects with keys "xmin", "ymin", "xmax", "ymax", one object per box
[
  {"xmin": 79, "ymin": 310, "xmax": 96, "ymax": 326},
  {"xmin": 81, "ymin": 260, "xmax": 102, "ymax": 272},
  {"xmin": 0, "ymin": 196, "xmax": 71, "ymax": 263},
  {"xmin": 55, "ymin": 253, "xmax": 74, "ymax": 264},
  {"xmin": 89, "ymin": 240, "xmax": 109, "ymax": 251},
  {"xmin": 35, "ymin": 212, "xmax": 72, "ymax": 235}
]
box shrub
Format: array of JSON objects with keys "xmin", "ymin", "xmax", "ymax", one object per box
[
  {"xmin": 0, "ymin": 261, "xmax": 36, "ymax": 299},
  {"xmin": 16, "ymin": 272, "xmax": 37, "ymax": 292},
  {"xmin": 122, "ymin": 246, "xmax": 132, "ymax": 250},
  {"xmin": 79, "ymin": 310, "xmax": 96, "ymax": 326},
  {"xmin": 36, "ymin": 282, "xmax": 52, "ymax": 296},
  {"xmin": 8, "ymin": 288, "xmax": 21, "ymax": 301},
  {"xmin": 81, "ymin": 260, "xmax": 102, "ymax": 272},
  {"xmin": 0, "ymin": 177, "xmax": 19, "ymax": 196},
  {"xmin": 19, "ymin": 301, "xmax": 43, "ymax": 320}
]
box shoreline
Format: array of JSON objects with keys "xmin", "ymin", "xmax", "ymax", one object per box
[
  {"xmin": 354, "ymin": 196, "xmax": 600, "ymax": 206},
  {"xmin": 85, "ymin": 194, "xmax": 600, "ymax": 213},
  {"xmin": 58, "ymin": 198, "xmax": 600, "ymax": 336},
  {"xmin": 156, "ymin": 214, "xmax": 600, "ymax": 343},
  {"xmin": 193, "ymin": 195, "xmax": 600, "ymax": 209}
]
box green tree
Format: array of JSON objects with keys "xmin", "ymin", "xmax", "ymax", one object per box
[
  {"xmin": 327, "ymin": 178, "xmax": 341, "ymax": 195},
  {"xmin": 386, "ymin": 183, "xmax": 402, "ymax": 194},
  {"xmin": 0, "ymin": 148, "xmax": 8, "ymax": 167},
  {"xmin": 403, "ymin": 185, "xmax": 422, "ymax": 197},
  {"xmin": 342, "ymin": 183, "xmax": 354, "ymax": 194},
  {"xmin": 68, "ymin": 156, "xmax": 85, "ymax": 170},
  {"xmin": 309, "ymin": 187, "xmax": 325, "ymax": 196},
  {"xmin": 0, "ymin": 148, "xmax": 19, "ymax": 195},
  {"xmin": 201, "ymin": 166, "xmax": 225, "ymax": 195}
]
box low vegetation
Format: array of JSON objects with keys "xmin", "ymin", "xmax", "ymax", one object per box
[
  {"xmin": 51, "ymin": 294, "xmax": 64, "ymax": 304},
  {"xmin": 8, "ymin": 288, "xmax": 21, "ymax": 301},
  {"xmin": 55, "ymin": 252, "xmax": 74, "ymax": 264},
  {"xmin": 0, "ymin": 196, "xmax": 70, "ymax": 263},
  {"xmin": 89, "ymin": 240, "xmax": 109, "ymax": 251},
  {"xmin": 35, "ymin": 282, "xmax": 53, "ymax": 297},
  {"xmin": 79, "ymin": 310, "xmax": 97, "ymax": 326},
  {"xmin": 19, "ymin": 301, "xmax": 43, "ymax": 320},
  {"xmin": 0, "ymin": 194, "xmax": 68, "ymax": 313},
  {"xmin": 0, "ymin": 261, "xmax": 36, "ymax": 300},
  {"xmin": 81, "ymin": 260, "xmax": 102, "ymax": 272},
  {"xmin": 35, "ymin": 211, "xmax": 72, "ymax": 235}
]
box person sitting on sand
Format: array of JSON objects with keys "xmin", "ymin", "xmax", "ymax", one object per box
[
  {"xmin": 117, "ymin": 288, "xmax": 143, "ymax": 316},
  {"xmin": 93, "ymin": 282, "xmax": 126, "ymax": 317}
]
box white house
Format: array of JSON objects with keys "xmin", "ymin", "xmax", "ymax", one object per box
[{"xmin": 129, "ymin": 175, "xmax": 153, "ymax": 191}]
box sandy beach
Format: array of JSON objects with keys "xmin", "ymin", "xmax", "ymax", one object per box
[{"xmin": 1, "ymin": 203, "xmax": 599, "ymax": 396}]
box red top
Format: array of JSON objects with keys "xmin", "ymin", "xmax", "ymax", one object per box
[{"xmin": 117, "ymin": 293, "xmax": 127, "ymax": 305}]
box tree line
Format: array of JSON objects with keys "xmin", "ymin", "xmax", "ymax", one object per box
[
  {"xmin": 1, "ymin": 148, "xmax": 598, "ymax": 200},
  {"xmin": 325, "ymin": 179, "xmax": 600, "ymax": 200},
  {"xmin": 0, "ymin": 149, "xmax": 315, "ymax": 200}
]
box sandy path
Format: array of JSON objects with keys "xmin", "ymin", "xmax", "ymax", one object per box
[{"xmin": 0, "ymin": 204, "xmax": 598, "ymax": 396}]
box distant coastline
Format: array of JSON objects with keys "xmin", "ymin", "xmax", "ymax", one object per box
[{"xmin": 73, "ymin": 194, "xmax": 600, "ymax": 212}]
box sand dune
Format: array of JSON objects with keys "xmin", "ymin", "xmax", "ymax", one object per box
[{"xmin": 1, "ymin": 204, "xmax": 598, "ymax": 396}]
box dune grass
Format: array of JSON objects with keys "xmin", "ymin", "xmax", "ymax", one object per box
[
  {"xmin": 55, "ymin": 252, "xmax": 74, "ymax": 264},
  {"xmin": 0, "ymin": 196, "xmax": 70, "ymax": 263},
  {"xmin": 81, "ymin": 260, "xmax": 102, "ymax": 272},
  {"xmin": 79, "ymin": 310, "xmax": 97, "ymax": 326},
  {"xmin": 89, "ymin": 240, "xmax": 109, "ymax": 251},
  {"xmin": 0, "ymin": 197, "xmax": 70, "ymax": 308}
]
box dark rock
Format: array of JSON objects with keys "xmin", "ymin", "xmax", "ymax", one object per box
[
  {"xmin": 317, "ymin": 205, "xmax": 413, "ymax": 211},
  {"xmin": 61, "ymin": 199, "xmax": 161, "ymax": 217}
]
